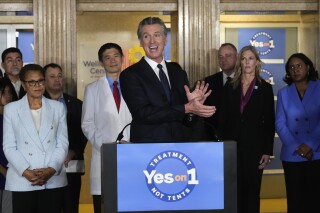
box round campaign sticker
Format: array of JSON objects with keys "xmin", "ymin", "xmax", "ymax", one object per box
[
  {"xmin": 260, "ymin": 68, "xmax": 275, "ymax": 85},
  {"xmin": 250, "ymin": 31, "xmax": 275, "ymax": 55},
  {"xmin": 143, "ymin": 150, "xmax": 199, "ymax": 202}
]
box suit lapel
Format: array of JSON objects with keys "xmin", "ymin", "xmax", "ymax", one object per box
[
  {"xmin": 139, "ymin": 59, "xmax": 164, "ymax": 95},
  {"xmin": 298, "ymin": 81, "xmax": 317, "ymax": 114},
  {"xmin": 287, "ymin": 83, "xmax": 304, "ymax": 109},
  {"xmin": 241, "ymin": 80, "xmax": 260, "ymax": 115},
  {"xmin": 38, "ymin": 97, "xmax": 54, "ymax": 143},
  {"xmin": 217, "ymin": 72, "xmax": 224, "ymax": 88},
  {"xmin": 18, "ymin": 96, "xmax": 44, "ymax": 151},
  {"xmin": 166, "ymin": 62, "xmax": 177, "ymax": 88},
  {"xmin": 231, "ymin": 85, "xmax": 241, "ymax": 116},
  {"xmin": 166, "ymin": 62, "xmax": 189, "ymax": 106},
  {"xmin": 301, "ymin": 80, "xmax": 317, "ymax": 105}
]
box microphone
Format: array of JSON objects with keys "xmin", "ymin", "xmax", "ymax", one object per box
[
  {"xmin": 115, "ymin": 122, "xmax": 131, "ymax": 143},
  {"xmin": 202, "ymin": 120, "xmax": 221, "ymax": 142}
]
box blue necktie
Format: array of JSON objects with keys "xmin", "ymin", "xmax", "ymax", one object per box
[{"xmin": 157, "ymin": 64, "xmax": 171, "ymax": 103}]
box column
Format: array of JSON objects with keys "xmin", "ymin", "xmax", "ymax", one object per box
[
  {"xmin": 33, "ymin": 0, "xmax": 77, "ymax": 95},
  {"xmin": 177, "ymin": 0, "xmax": 220, "ymax": 85}
]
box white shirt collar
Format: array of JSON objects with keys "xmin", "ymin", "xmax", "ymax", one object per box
[
  {"xmin": 222, "ymin": 71, "xmax": 235, "ymax": 85},
  {"xmin": 143, "ymin": 56, "xmax": 170, "ymax": 86},
  {"xmin": 144, "ymin": 56, "xmax": 166, "ymax": 70}
]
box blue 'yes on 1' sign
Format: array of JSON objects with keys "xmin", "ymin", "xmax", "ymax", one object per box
[{"xmin": 117, "ymin": 142, "xmax": 224, "ymax": 212}]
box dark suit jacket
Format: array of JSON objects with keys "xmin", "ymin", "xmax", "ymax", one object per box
[
  {"xmin": 44, "ymin": 92, "xmax": 87, "ymax": 161},
  {"xmin": 203, "ymin": 72, "xmax": 224, "ymax": 139},
  {"xmin": 219, "ymin": 79, "xmax": 275, "ymax": 213},
  {"xmin": 3, "ymin": 73, "xmax": 26, "ymax": 101},
  {"xmin": 219, "ymin": 79, "xmax": 275, "ymax": 157},
  {"xmin": 120, "ymin": 58, "xmax": 190, "ymax": 142}
]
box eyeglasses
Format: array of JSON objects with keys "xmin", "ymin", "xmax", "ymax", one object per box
[
  {"xmin": 24, "ymin": 79, "xmax": 45, "ymax": 87},
  {"xmin": 289, "ymin": 64, "xmax": 303, "ymax": 72}
]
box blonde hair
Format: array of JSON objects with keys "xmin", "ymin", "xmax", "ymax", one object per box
[{"xmin": 231, "ymin": 45, "xmax": 264, "ymax": 88}]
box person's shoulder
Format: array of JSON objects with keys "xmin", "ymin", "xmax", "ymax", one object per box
[
  {"xmin": 85, "ymin": 77, "xmax": 104, "ymax": 89},
  {"xmin": 2, "ymin": 73, "xmax": 10, "ymax": 81},
  {"xmin": 63, "ymin": 93, "xmax": 82, "ymax": 104},
  {"xmin": 259, "ymin": 79, "xmax": 273, "ymax": 87},
  {"xmin": 310, "ymin": 79, "xmax": 320, "ymax": 87},
  {"xmin": 63, "ymin": 93, "xmax": 79, "ymax": 101},
  {"xmin": 276, "ymin": 86, "xmax": 288, "ymax": 99},
  {"xmin": 275, "ymin": 82, "xmax": 290, "ymax": 96},
  {"xmin": 257, "ymin": 79, "xmax": 274, "ymax": 95},
  {"xmin": 44, "ymin": 96, "xmax": 59, "ymax": 104},
  {"xmin": 4, "ymin": 99, "xmax": 20, "ymax": 111},
  {"xmin": 204, "ymin": 71, "xmax": 222, "ymax": 81},
  {"xmin": 122, "ymin": 58, "xmax": 144, "ymax": 74},
  {"xmin": 166, "ymin": 61, "xmax": 183, "ymax": 70},
  {"xmin": 166, "ymin": 62, "xmax": 187, "ymax": 77},
  {"xmin": 43, "ymin": 97, "xmax": 64, "ymax": 110}
]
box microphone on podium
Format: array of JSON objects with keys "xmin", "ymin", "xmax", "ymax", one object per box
[
  {"xmin": 115, "ymin": 122, "xmax": 131, "ymax": 143},
  {"xmin": 202, "ymin": 120, "xmax": 221, "ymax": 142}
]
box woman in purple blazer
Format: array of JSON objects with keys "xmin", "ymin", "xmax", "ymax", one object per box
[{"xmin": 275, "ymin": 53, "xmax": 320, "ymax": 213}]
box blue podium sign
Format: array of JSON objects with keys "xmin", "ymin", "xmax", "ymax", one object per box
[
  {"xmin": 117, "ymin": 143, "xmax": 224, "ymax": 211},
  {"xmin": 101, "ymin": 141, "xmax": 237, "ymax": 213}
]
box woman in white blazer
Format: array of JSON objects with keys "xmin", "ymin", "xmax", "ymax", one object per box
[
  {"xmin": 3, "ymin": 64, "xmax": 68, "ymax": 213},
  {"xmin": 81, "ymin": 43, "xmax": 132, "ymax": 213}
]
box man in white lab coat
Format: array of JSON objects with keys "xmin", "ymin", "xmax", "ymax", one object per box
[{"xmin": 81, "ymin": 43, "xmax": 132, "ymax": 213}]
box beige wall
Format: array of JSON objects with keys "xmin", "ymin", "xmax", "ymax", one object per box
[{"xmin": 76, "ymin": 12, "xmax": 171, "ymax": 100}]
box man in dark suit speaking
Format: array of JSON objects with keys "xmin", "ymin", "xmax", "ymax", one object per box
[{"xmin": 120, "ymin": 17, "xmax": 215, "ymax": 143}]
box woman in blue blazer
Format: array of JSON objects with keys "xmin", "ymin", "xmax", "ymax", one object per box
[
  {"xmin": 3, "ymin": 64, "xmax": 68, "ymax": 213},
  {"xmin": 275, "ymin": 53, "xmax": 320, "ymax": 213}
]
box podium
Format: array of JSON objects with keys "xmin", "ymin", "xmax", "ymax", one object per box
[{"xmin": 101, "ymin": 141, "xmax": 237, "ymax": 213}]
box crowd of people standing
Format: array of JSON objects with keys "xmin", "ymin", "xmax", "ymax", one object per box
[{"xmin": 0, "ymin": 16, "xmax": 318, "ymax": 213}]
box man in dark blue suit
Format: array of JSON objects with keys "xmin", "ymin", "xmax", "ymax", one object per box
[
  {"xmin": 120, "ymin": 17, "xmax": 215, "ymax": 143},
  {"xmin": 203, "ymin": 43, "xmax": 237, "ymax": 140},
  {"xmin": 43, "ymin": 63, "xmax": 87, "ymax": 213}
]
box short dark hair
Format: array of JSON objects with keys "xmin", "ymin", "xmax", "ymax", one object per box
[
  {"xmin": 98, "ymin": 43, "xmax": 124, "ymax": 62},
  {"xmin": 283, "ymin": 53, "xmax": 318, "ymax": 85},
  {"xmin": 137, "ymin": 17, "xmax": 168, "ymax": 39},
  {"xmin": 43, "ymin": 63, "xmax": 63, "ymax": 76},
  {"xmin": 220, "ymin": 43, "xmax": 237, "ymax": 53},
  {"xmin": 19, "ymin": 64, "xmax": 44, "ymax": 81},
  {"xmin": 1, "ymin": 47, "xmax": 23, "ymax": 62}
]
